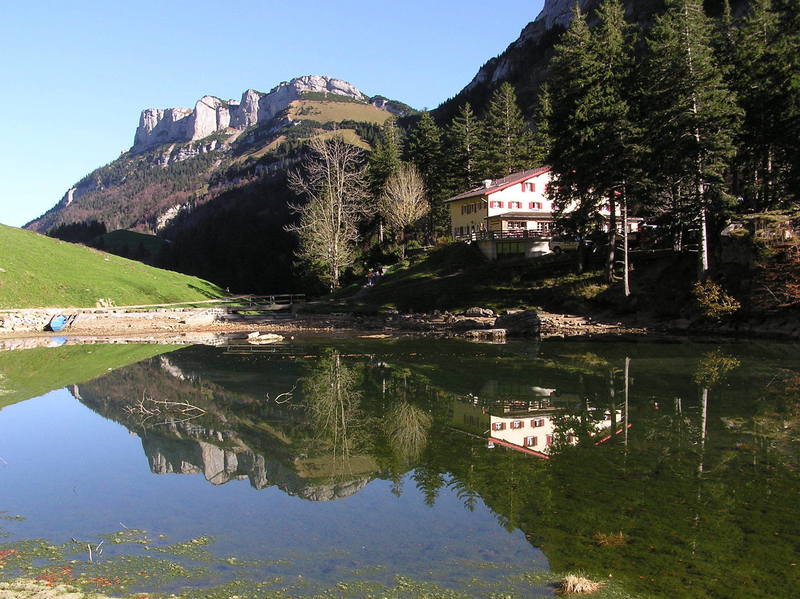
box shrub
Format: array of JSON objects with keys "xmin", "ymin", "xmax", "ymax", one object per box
[{"xmin": 692, "ymin": 280, "xmax": 740, "ymax": 321}]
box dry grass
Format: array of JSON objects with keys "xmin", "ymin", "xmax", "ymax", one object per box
[
  {"xmin": 289, "ymin": 100, "xmax": 392, "ymax": 125},
  {"xmin": 594, "ymin": 531, "xmax": 627, "ymax": 547},
  {"xmin": 558, "ymin": 575, "xmax": 604, "ymax": 595}
]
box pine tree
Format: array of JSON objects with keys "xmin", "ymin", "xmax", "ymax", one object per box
[
  {"xmin": 548, "ymin": 1, "xmax": 641, "ymax": 285},
  {"xmin": 479, "ymin": 82, "xmax": 535, "ymax": 179},
  {"xmin": 406, "ymin": 112, "xmax": 447, "ymax": 237},
  {"xmin": 773, "ymin": 0, "xmax": 800, "ymax": 200},
  {"xmin": 642, "ymin": 0, "xmax": 741, "ymax": 278},
  {"xmin": 548, "ymin": 3, "xmax": 602, "ymax": 237},
  {"xmin": 727, "ymin": 0, "xmax": 783, "ymax": 210},
  {"xmin": 444, "ymin": 102, "xmax": 483, "ymax": 194},
  {"xmin": 531, "ymin": 84, "xmax": 553, "ymax": 167},
  {"xmin": 368, "ymin": 117, "xmax": 402, "ymax": 198}
]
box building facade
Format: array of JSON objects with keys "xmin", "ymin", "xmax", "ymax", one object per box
[
  {"xmin": 445, "ymin": 166, "xmax": 641, "ymax": 258},
  {"xmin": 446, "ymin": 167, "xmax": 556, "ymax": 239}
]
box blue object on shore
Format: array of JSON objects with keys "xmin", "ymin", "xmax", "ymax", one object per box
[{"xmin": 48, "ymin": 315, "xmax": 68, "ymax": 332}]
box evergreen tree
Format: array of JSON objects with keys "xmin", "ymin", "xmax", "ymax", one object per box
[
  {"xmin": 642, "ymin": 0, "xmax": 741, "ymax": 277},
  {"xmin": 548, "ymin": 1, "xmax": 641, "ymax": 285},
  {"xmin": 773, "ymin": 0, "xmax": 800, "ymax": 200},
  {"xmin": 406, "ymin": 112, "xmax": 447, "ymax": 237},
  {"xmin": 548, "ymin": 3, "xmax": 602, "ymax": 237},
  {"xmin": 443, "ymin": 102, "xmax": 483, "ymax": 194},
  {"xmin": 368, "ymin": 117, "xmax": 403, "ymax": 198},
  {"xmin": 727, "ymin": 0, "xmax": 783, "ymax": 210},
  {"xmin": 531, "ymin": 84, "xmax": 554, "ymax": 167},
  {"xmin": 479, "ymin": 82, "xmax": 535, "ymax": 179}
]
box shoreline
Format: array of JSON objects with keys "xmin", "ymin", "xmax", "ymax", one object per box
[{"xmin": 0, "ymin": 306, "xmax": 798, "ymax": 350}]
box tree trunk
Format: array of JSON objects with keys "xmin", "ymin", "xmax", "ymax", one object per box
[
  {"xmin": 622, "ymin": 191, "xmax": 630, "ymax": 297},
  {"xmin": 699, "ymin": 201, "xmax": 709, "ymax": 279},
  {"xmin": 606, "ymin": 192, "xmax": 618, "ymax": 284}
]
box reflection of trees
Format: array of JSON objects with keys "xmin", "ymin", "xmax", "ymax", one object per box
[
  {"xmin": 300, "ymin": 352, "xmax": 368, "ymax": 478},
  {"xmin": 386, "ymin": 401, "xmax": 433, "ymax": 464}
]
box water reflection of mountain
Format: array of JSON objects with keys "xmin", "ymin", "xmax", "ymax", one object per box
[
  {"xmin": 66, "ymin": 339, "xmax": 800, "ymax": 598},
  {"xmin": 72, "ymin": 349, "xmax": 379, "ymax": 501}
]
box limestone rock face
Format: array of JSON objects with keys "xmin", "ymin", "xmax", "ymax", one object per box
[
  {"xmin": 230, "ymin": 89, "xmax": 263, "ymax": 129},
  {"xmin": 534, "ymin": 0, "xmax": 590, "ymax": 30},
  {"xmin": 131, "ymin": 75, "xmax": 368, "ymax": 153},
  {"xmin": 133, "ymin": 107, "xmax": 193, "ymax": 152}
]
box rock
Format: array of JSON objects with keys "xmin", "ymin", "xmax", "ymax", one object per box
[
  {"xmin": 464, "ymin": 328, "xmax": 507, "ymax": 342},
  {"xmin": 247, "ymin": 332, "xmax": 284, "ymax": 344},
  {"xmin": 465, "ymin": 307, "xmax": 495, "ymax": 317},
  {"xmin": 132, "ymin": 75, "xmax": 368, "ymax": 153},
  {"xmin": 494, "ymin": 310, "xmax": 541, "ymax": 336},
  {"xmin": 452, "ymin": 318, "xmax": 488, "ymax": 332}
]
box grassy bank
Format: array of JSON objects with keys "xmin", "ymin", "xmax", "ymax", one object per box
[
  {"xmin": 0, "ymin": 224, "xmax": 224, "ymax": 309},
  {"xmin": 0, "ymin": 344, "xmax": 178, "ymax": 409},
  {"xmin": 309, "ymin": 243, "xmax": 697, "ymax": 319}
]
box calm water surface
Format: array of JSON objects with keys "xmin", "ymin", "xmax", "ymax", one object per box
[{"xmin": 0, "ymin": 336, "xmax": 798, "ymax": 597}]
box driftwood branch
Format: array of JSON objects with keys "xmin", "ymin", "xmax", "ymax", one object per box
[
  {"xmin": 266, "ymin": 386, "xmax": 296, "ymax": 405},
  {"xmin": 71, "ymin": 538, "xmax": 103, "ymax": 563},
  {"xmin": 124, "ymin": 394, "xmax": 206, "ymax": 427}
]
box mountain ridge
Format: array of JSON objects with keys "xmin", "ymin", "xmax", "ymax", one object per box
[{"xmin": 25, "ymin": 74, "xmax": 408, "ymax": 237}]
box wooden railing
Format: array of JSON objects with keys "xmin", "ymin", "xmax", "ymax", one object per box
[{"xmin": 455, "ymin": 230, "xmax": 553, "ymax": 242}]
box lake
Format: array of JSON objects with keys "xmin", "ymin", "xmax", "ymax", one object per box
[{"xmin": 0, "ymin": 335, "xmax": 798, "ymax": 598}]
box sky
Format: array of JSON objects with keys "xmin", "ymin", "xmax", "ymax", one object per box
[{"xmin": 0, "ymin": 0, "xmax": 544, "ymax": 228}]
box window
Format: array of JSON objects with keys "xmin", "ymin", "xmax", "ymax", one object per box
[
  {"xmin": 507, "ymin": 221, "xmax": 526, "ymax": 229},
  {"xmin": 526, "ymin": 182, "xmax": 536, "ymax": 192},
  {"xmin": 546, "ymin": 434, "xmax": 554, "ymax": 446},
  {"xmin": 491, "ymin": 422, "xmax": 506, "ymax": 431},
  {"xmin": 531, "ymin": 418, "xmax": 545, "ymax": 427},
  {"xmin": 509, "ymin": 201, "xmax": 522, "ymax": 209},
  {"xmin": 511, "ymin": 420, "xmax": 524, "ymax": 429},
  {"xmin": 524, "ymin": 436, "xmax": 537, "ymax": 447},
  {"xmin": 529, "ymin": 201, "xmax": 542, "ymax": 210},
  {"xmin": 489, "ymin": 200, "xmax": 505, "ymax": 209}
]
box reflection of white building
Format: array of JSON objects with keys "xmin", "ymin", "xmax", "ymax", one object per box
[{"xmin": 488, "ymin": 408, "xmax": 625, "ymax": 458}]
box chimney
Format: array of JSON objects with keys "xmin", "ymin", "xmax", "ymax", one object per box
[{"xmin": 483, "ymin": 179, "xmax": 493, "ymax": 188}]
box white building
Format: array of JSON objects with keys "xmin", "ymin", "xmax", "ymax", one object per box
[{"xmin": 445, "ymin": 166, "xmax": 641, "ymax": 259}]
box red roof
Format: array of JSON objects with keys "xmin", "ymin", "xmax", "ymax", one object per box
[{"xmin": 444, "ymin": 166, "xmax": 552, "ymax": 204}]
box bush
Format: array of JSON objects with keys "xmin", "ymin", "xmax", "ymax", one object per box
[{"xmin": 692, "ymin": 280, "xmax": 740, "ymax": 321}]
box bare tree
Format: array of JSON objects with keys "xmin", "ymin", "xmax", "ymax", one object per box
[
  {"xmin": 287, "ymin": 135, "xmax": 369, "ymax": 291},
  {"xmin": 378, "ymin": 162, "xmax": 429, "ymax": 257}
]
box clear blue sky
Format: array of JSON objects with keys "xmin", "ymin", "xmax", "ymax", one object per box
[{"xmin": 0, "ymin": 0, "xmax": 543, "ymax": 228}]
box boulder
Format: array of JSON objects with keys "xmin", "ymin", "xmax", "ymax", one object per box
[
  {"xmin": 494, "ymin": 310, "xmax": 541, "ymax": 336},
  {"xmin": 465, "ymin": 307, "xmax": 495, "ymax": 317},
  {"xmin": 452, "ymin": 318, "xmax": 488, "ymax": 332}
]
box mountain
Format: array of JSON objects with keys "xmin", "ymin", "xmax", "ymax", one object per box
[
  {"xmin": 26, "ymin": 75, "xmax": 411, "ymax": 237},
  {"xmin": 23, "ymin": 75, "xmax": 411, "ymax": 294}
]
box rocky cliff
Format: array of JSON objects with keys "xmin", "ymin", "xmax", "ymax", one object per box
[{"xmin": 132, "ymin": 75, "xmax": 368, "ymax": 153}]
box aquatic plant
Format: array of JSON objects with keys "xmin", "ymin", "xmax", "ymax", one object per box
[{"xmin": 558, "ymin": 574, "xmax": 604, "ymax": 594}]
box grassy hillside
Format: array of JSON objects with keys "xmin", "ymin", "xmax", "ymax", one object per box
[
  {"xmin": 0, "ymin": 343, "xmax": 177, "ymax": 408},
  {"xmin": 0, "ymin": 224, "xmax": 224, "ymax": 308},
  {"xmin": 308, "ymin": 243, "xmax": 700, "ymax": 319},
  {"xmin": 289, "ymin": 100, "xmax": 393, "ymax": 125}
]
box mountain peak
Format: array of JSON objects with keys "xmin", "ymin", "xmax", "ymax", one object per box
[{"xmin": 132, "ymin": 75, "xmax": 368, "ymax": 153}]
